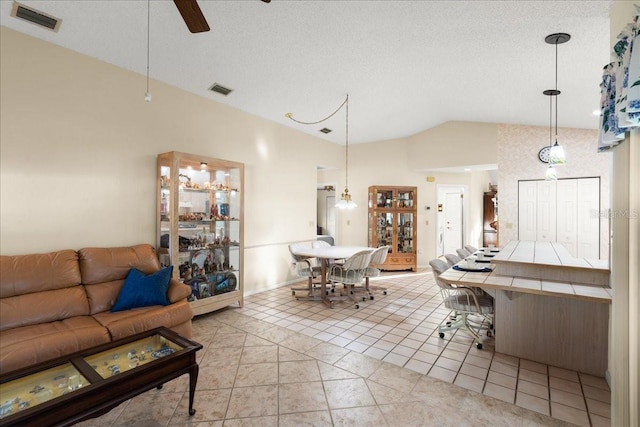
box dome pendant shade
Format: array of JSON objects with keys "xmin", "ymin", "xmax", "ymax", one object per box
[
  {"xmin": 549, "ymin": 140, "xmax": 566, "ymax": 165},
  {"xmin": 545, "ymin": 164, "xmax": 558, "ymax": 181}
]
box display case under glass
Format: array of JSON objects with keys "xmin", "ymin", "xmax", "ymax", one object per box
[
  {"xmin": 157, "ymin": 151, "xmax": 244, "ymax": 316},
  {"xmin": 367, "ymin": 186, "xmax": 417, "ymax": 271}
]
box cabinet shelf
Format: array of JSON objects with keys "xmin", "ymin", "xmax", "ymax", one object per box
[{"xmin": 157, "ymin": 151, "xmax": 244, "ymax": 315}]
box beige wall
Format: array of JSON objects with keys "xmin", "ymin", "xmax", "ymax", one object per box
[{"xmin": 497, "ymin": 124, "xmax": 611, "ymax": 259}]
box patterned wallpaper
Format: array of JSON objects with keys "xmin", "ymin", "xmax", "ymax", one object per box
[{"xmin": 497, "ymin": 124, "xmax": 612, "ymax": 259}]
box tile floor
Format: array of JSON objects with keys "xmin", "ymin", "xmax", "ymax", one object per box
[{"xmin": 81, "ymin": 270, "xmax": 611, "ymax": 426}]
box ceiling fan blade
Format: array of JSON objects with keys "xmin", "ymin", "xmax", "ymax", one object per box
[{"xmin": 173, "ymin": 0, "xmax": 210, "ymax": 33}]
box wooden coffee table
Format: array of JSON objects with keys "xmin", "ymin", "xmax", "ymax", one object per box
[{"xmin": 0, "ymin": 327, "xmax": 202, "ymax": 426}]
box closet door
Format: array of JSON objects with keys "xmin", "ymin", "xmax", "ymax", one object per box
[
  {"xmin": 518, "ymin": 181, "xmax": 537, "ymax": 240},
  {"xmin": 577, "ymin": 178, "xmax": 600, "ymax": 258},
  {"xmin": 536, "ymin": 180, "xmax": 557, "ymax": 242},
  {"xmin": 556, "ymin": 179, "xmax": 578, "ymax": 255}
]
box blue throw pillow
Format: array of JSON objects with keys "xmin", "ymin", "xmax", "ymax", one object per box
[{"xmin": 111, "ymin": 266, "xmax": 173, "ymax": 312}]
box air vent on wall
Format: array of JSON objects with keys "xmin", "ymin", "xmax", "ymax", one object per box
[
  {"xmin": 208, "ymin": 83, "xmax": 233, "ymax": 96},
  {"xmin": 11, "ymin": 2, "xmax": 62, "ymax": 32},
  {"xmin": 320, "ymin": 128, "xmax": 332, "ymax": 134}
]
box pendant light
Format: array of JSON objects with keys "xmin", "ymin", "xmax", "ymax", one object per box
[
  {"xmin": 285, "ymin": 94, "xmax": 356, "ymax": 209},
  {"xmin": 545, "ymin": 33, "xmax": 570, "ymax": 166},
  {"xmin": 544, "ymin": 87, "xmax": 557, "ymax": 181}
]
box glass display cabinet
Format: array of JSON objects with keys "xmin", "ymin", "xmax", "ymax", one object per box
[
  {"xmin": 367, "ymin": 186, "xmax": 417, "ymax": 271},
  {"xmin": 157, "ymin": 151, "xmax": 244, "ymax": 316}
]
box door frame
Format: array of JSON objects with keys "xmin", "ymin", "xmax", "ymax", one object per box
[{"xmin": 436, "ymin": 184, "xmax": 469, "ymax": 257}]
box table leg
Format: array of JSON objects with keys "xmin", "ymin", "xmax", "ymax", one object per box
[
  {"xmin": 320, "ymin": 259, "xmax": 335, "ymax": 308},
  {"xmin": 188, "ymin": 363, "xmax": 199, "ymax": 416}
]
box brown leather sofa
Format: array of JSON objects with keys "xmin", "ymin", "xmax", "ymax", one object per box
[{"xmin": 0, "ymin": 244, "xmax": 194, "ymax": 374}]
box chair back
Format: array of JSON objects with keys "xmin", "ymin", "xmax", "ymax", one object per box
[
  {"xmin": 342, "ymin": 250, "xmax": 373, "ymax": 271},
  {"xmin": 429, "ymin": 259, "xmax": 454, "ymax": 290},
  {"xmin": 456, "ymin": 248, "xmax": 471, "ymax": 258},
  {"xmin": 444, "ymin": 253, "xmax": 461, "ymax": 267},
  {"xmin": 312, "ymin": 240, "xmax": 331, "ymax": 248},
  {"xmin": 464, "ymin": 245, "xmax": 478, "ymax": 254},
  {"xmin": 369, "ymin": 246, "xmax": 390, "ymax": 266}
]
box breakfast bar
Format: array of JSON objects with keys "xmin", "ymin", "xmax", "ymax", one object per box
[{"xmin": 439, "ymin": 241, "xmax": 611, "ymax": 376}]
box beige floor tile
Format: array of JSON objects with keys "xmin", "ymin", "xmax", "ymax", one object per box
[
  {"xmin": 222, "ymin": 416, "xmax": 278, "ymax": 427},
  {"xmin": 368, "ymin": 362, "xmax": 422, "ymax": 393},
  {"xmin": 454, "ymin": 373, "xmax": 485, "ymax": 393},
  {"xmin": 550, "ymin": 376, "xmax": 583, "ymax": 395},
  {"xmin": 516, "ymin": 391, "xmax": 550, "ymax": 416},
  {"xmin": 234, "ymin": 362, "xmax": 278, "ymax": 387},
  {"xmin": 464, "ymin": 353, "xmax": 492, "ymax": 369},
  {"xmin": 198, "ymin": 364, "xmax": 239, "ymax": 390},
  {"xmin": 460, "ymin": 392, "xmax": 525, "ymax": 426},
  {"xmin": 548, "ymin": 366, "xmax": 580, "ymax": 383},
  {"xmin": 277, "ymin": 346, "xmax": 313, "ymax": 362},
  {"xmin": 334, "ymin": 351, "xmax": 383, "ymax": 378},
  {"xmin": 492, "ymin": 352, "xmax": 519, "ymax": 366},
  {"xmin": 331, "ymin": 405, "xmax": 389, "ymax": 426},
  {"xmin": 579, "ymin": 373, "xmax": 610, "ymax": 390},
  {"xmin": 279, "ymin": 359, "xmax": 321, "ymax": 383},
  {"xmin": 483, "ymin": 382, "xmax": 516, "ymax": 404},
  {"xmin": 171, "ymin": 389, "xmax": 232, "ymax": 424},
  {"xmin": 243, "ymin": 335, "xmax": 276, "ymax": 347},
  {"xmin": 434, "ymin": 355, "xmax": 463, "ymax": 371},
  {"xmin": 226, "ymin": 385, "xmax": 278, "ymax": 419},
  {"xmin": 458, "ymin": 362, "xmax": 488, "ymax": 380},
  {"xmin": 278, "ymin": 411, "xmax": 333, "ymax": 427},
  {"xmin": 383, "ymin": 352, "xmax": 409, "ymax": 366},
  {"xmin": 305, "ymin": 341, "xmax": 351, "ymax": 364},
  {"xmin": 378, "ymin": 400, "xmax": 467, "ymax": 426},
  {"xmin": 582, "ymin": 384, "xmax": 611, "ymax": 403},
  {"xmin": 239, "ymin": 345, "xmax": 278, "ymax": 364},
  {"xmin": 210, "ymin": 332, "xmax": 247, "ymax": 348},
  {"xmin": 278, "ymin": 382, "xmax": 328, "ymax": 414},
  {"xmin": 550, "ymin": 388, "xmax": 586, "ymax": 410},
  {"xmin": 520, "ymin": 359, "xmax": 548, "ymax": 375},
  {"xmin": 200, "ymin": 346, "xmax": 243, "ymax": 367},
  {"xmin": 404, "ymin": 359, "xmax": 432, "ymax": 374},
  {"xmin": 366, "ymin": 379, "xmax": 422, "ymax": 405},
  {"xmin": 586, "ymin": 397, "xmax": 611, "ymax": 418},
  {"xmin": 517, "ymin": 379, "xmax": 550, "ymax": 400},
  {"xmin": 519, "ymin": 368, "xmax": 549, "ymax": 386},
  {"xmin": 487, "ymin": 370, "xmax": 517, "ymax": 389},
  {"xmin": 427, "ymin": 365, "xmax": 457, "ymax": 383},
  {"xmin": 317, "ymin": 361, "xmax": 360, "ymax": 381},
  {"xmin": 324, "ymin": 378, "xmax": 376, "ymax": 409},
  {"xmin": 490, "ymin": 360, "xmax": 518, "ymax": 377},
  {"xmin": 550, "ymin": 401, "xmax": 590, "ymax": 427},
  {"xmin": 589, "ymin": 413, "xmax": 612, "ymax": 427}
]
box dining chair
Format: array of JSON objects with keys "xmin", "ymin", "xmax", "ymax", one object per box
[
  {"xmin": 328, "ymin": 249, "xmax": 373, "ymax": 309},
  {"xmin": 288, "ymin": 243, "xmax": 323, "ymax": 299},
  {"xmin": 361, "ymin": 246, "xmax": 390, "ymax": 299},
  {"xmin": 444, "ymin": 253, "xmax": 462, "ymax": 267},
  {"xmin": 429, "ymin": 258, "xmax": 494, "ymax": 349},
  {"xmin": 464, "ymin": 245, "xmax": 478, "ymax": 254},
  {"xmin": 456, "ymin": 248, "xmax": 472, "ymax": 259}
]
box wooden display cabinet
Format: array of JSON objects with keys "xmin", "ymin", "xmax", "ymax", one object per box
[
  {"xmin": 367, "ymin": 186, "xmax": 417, "ymax": 271},
  {"xmin": 157, "ymin": 151, "xmax": 244, "ymax": 316},
  {"xmin": 483, "ymin": 190, "xmax": 498, "ymax": 247}
]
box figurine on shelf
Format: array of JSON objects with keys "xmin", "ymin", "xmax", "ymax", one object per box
[
  {"xmin": 213, "ymin": 248, "xmax": 225, "ymax": 271},
  {"xmin": 210, "ymin": 204, "xmax": 219, "ymax": 219}
]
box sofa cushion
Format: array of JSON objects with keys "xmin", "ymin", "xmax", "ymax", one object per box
[
  {"xmin": 0, "ymin": 316, "xmax": 110, "ymax": 374},
  {"xmin": 79, "ymin": 244, "xmax": 162, "ymax": 314},
  {"xmin": 111, "ymin": 266, "xmax": 172, "ymax": 312},
  {"xmin": 78, "ymin": 244, "xmax": 161, "ymax": 285},
  {"xmin": 93, "ymin": 300, "xmax": 194, "ymax": 341},
  {"xmin": 0, "ymin": 250, "xmax": 81, "ymax": 298},
  {"xmin": 0, "ymin": 287, "xmax": 91, "ymax": 331}
]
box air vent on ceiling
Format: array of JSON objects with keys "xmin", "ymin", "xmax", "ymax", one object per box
[
  {"xmin": 320, "ymin": 128, "xmax": 332, "ymax": 134},
  {"xmin": 11, "ymin": 2, "xmax": 61, "ymax": 32},
  {"xmin": 208, "ymin": 83, "xmax": 233, "ymax": 96}
]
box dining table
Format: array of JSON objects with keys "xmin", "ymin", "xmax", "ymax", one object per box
[{"xmin": 291, "ymin": 245, "xmax": 373, "ymax": 308}]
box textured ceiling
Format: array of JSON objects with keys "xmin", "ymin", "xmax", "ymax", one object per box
[{"xmin": 0, "ymin": 0, "xmax": 612, "ymax": 145}]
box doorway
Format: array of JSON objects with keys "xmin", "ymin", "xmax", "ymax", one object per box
[{"xmin": 436, "ymin": 185, "xmax": 468, "ymax": 257}]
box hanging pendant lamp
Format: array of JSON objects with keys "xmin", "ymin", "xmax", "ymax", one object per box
[{"xmin": 545, "ymin": 33, "xmax": 570, "ymax": 166}]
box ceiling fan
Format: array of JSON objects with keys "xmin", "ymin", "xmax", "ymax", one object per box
[{"xmin": 173, "ymin": 0, "xmax": 271, "ymax": 33}]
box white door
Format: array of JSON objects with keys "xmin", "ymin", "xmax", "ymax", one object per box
[
  {"xmin": 437, "ymin": 186, "xmax": 465, "ymax": 256},
  {"xmin": 536, "ymin": 180, "xmax": 557, "ymax": 242},
  {"xmin": 576, "ymin": 178, "xmax": 600, "ymax": 258},
  {"xmin": 556, "ymin": 179, "xmax": 578, "ymax": 255},
  {"xmin": 518, "ymin": 181, "xmax": 537, "ymax": 240}
]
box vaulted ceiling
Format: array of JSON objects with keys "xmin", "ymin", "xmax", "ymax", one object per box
[{"xmin": 0, "ymin": 1, "xmax": 612, "ymax": 145}]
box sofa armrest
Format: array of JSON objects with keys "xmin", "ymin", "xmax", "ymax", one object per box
[{"xmin": 167, "ymin": 279, "xmax": 191, "ymax": 303}]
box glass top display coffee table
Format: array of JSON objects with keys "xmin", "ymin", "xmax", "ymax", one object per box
[{"xmin": 0, "ymin": 327, "xmax": 202, "ymax": 427}]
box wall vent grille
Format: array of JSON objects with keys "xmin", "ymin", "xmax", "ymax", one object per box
[{"xmin": 208, "ymin": 84, "xmax": 233, "ymax": 96}]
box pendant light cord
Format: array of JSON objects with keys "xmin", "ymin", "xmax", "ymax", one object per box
[
  {"xmin": 285, "ymin": 96, "xmax": 348, "ymax": 125},
  {"xmin": 146, "ymin": 0, "xmax": 150, "ymax": 95},
  {"xmin": 554, "ymin": 36, "xmax": 559, "ymax": 140},
  {"xmin": 345, "ymin": 94, "xmax": 349, "ymax": 189}
]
